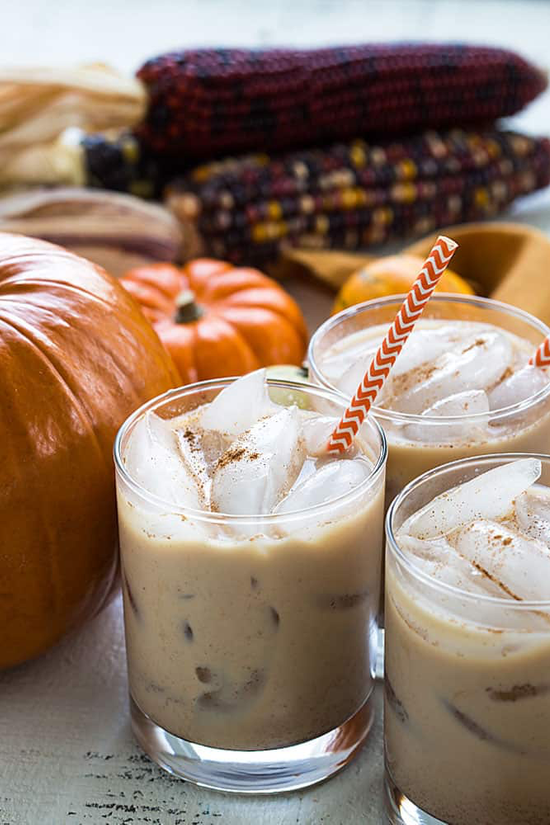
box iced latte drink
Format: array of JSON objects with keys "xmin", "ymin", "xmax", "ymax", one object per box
[
  {"xmin": 114, "ymin": 371, "xmax": 387, "ymax": 792},
  {"xmin": 385, "ymin": 454, "xmax": 550, "ymax": 825},
  {"xmin": 309, "ymin": 296, "xmax": 550, "ymax": 503}
]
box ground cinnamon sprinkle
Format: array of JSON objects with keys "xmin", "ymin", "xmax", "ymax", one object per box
[
  {"xmin": 469, "ymin": 558, "xmax": 521, "ymax": 601},
  {"xmin": 389, "ymin": 362, "xmax": 437, "ymax": 399},
  {"xmin": 462, "ymin": 338, "xmax": 486, "ymax": 354},
  {"xmin": 183, "ymin": 428, "xmax": 201, "ymax": 450},
  {"xmin": 216, "ymin": 446, "xmax": 260, "ymax": 469}
]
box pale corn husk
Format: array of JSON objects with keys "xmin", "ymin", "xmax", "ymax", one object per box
[
  {"xmin": 0, "ymin": 64, "xmax": 146, "ymax": 188},
  {"xmin": 0, "ymin": 187, "xmax": 185, "ymax": 276},
  {"xmin": 0, "ymin": 128, "xmax": 86, "ymax": 188}
]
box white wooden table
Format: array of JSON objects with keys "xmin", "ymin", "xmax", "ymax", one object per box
[
  {"xmin": 2, "ymin": 2, "xmax": 550, "ymax": 823},
  {"xmin": 0, "ymin": 595, "xmax": 384, "ymax": 825}
]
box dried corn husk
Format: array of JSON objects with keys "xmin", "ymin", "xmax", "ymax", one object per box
[
  {"xmin": 0, "ymin": 65, "xmax": 146, "ymax": 189},
  {"xmin": 0, "ymin": 188, "xmax": 185, "ymax": 276}
]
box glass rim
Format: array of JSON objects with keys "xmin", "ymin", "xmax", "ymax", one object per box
[
  {"xmin": 114, "ymin": 376, "xmax": 388, "ymax": 524},
  {"xmin": 308, "ymin": 293, "xmax": 550, "ymax": 425},
  {"xmin": 385, "ymin": 451, "xmax": 550, "ymax": 609}
]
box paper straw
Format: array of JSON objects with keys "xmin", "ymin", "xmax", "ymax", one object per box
[
  {"xmin": 327, "ymin": 235, "xmax": 459, "ymax": 455},
  {"xmin": 529, "ymin": 337, "xmax": 550, "ymax": 367}
]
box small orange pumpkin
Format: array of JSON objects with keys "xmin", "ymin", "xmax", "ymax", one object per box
[
  {"xmin": 120, "ymin": 259, "xmax": 308, "ymax": 383},
  {"xmin": 333, "ymin": 253, "xmax": 474, "ymax": 314}
]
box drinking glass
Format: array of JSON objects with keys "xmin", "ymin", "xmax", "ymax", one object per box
[
  {"xmin": 385, "ymin": 453, "xmax": 550, "ymax": 825},
  {"xmin": 309, "ymin": 295, "xmax": 550, "ymax": 504},
  {"xmin": 114, "ymin": 378, "xmax": 387, "ymax": 793}
]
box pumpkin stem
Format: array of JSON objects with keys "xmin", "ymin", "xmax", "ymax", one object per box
[{"xmin": 174, "ymin": 290, "xmax": 204, "ymax": 324}]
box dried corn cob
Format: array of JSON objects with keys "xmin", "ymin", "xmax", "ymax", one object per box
[
  {"xmin": 82, "ymin": 131, "xmax": 163, "ymax": 197},
  {"xmin": 0, "ymin": 126, "xmax": 170, "ymax": 196},
  {"xmin": 166, "ymin": 129, "xmax": 550, "ymax": 265},
  {"xmin": 137, "ymin": 45, "xmax": 546, "ymax": 159}
]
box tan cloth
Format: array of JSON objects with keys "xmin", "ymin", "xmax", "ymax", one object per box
[{"xmin": 279, "ymin": 222, "xmax": 550, "ymax": 325}]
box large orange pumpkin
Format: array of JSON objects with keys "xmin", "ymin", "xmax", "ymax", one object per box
[
  {"xmin": 0, "ymin": 233, "xmax": 179, "ymax": 669},
  {"xmin": 120, "ymin": 259, "xmax": 308, "ymax": 383}
]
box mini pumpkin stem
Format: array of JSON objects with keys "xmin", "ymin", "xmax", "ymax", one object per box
[{"xmin": 174, "ymin": 290, "xmax": 204, "ymax": 323}]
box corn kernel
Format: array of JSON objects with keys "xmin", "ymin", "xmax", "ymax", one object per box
[
  {"xmin": 350, "ymin": 143, "xmax": 367, "ymax": 168},
  {"xmin": 267, "ymin": 201, "xmax": 283, "ymax": 220},
  {"xmin": 341, "ymin": 188, "xmax": 358, "ymax": 209},
  {"xmin": 252, "ymin": 223, "xmax": 268, "ymax": 243},
  {"xmin": 192, "ymin": 165, "xmax": 213, "ymax": 183},
  {"xmin": 315, "ymin": 215, "xmax": 329, "ymax": 234},
  {"xmin": 486, "ymin": 139, "xmax": 502, "ymax": 159},
  {"xmin": 293, "ymin": 161, "xmax": 309, "ymax": 179},
  {"xmin": 219, "ymin": 191, "xmax": 235, "ymax": 209},
  {"xmin": 474, "ymin": 187, "xmax": 490, "ymax": 208},
  {"xmin": 391, "ymin": 182, "xmax": 416, "ymax": 204},
  {"xmin": 370, "ymin": 147, "xmax": 386, "ymax": 166},
  {"xmin": 121, "ymin": 138, "xmax": 139, "ymax": 164},
  {"xmin": 397, "ymin": 159, "xmax": 417, "ymax": 180}
]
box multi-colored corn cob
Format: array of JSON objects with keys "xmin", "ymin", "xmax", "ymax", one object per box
[
  {"xmin": 137, "ymin": 45, "xmax": 547, "ymax": 159},
  {"xmin": 166, "ymin": 129, "xmax": 550, "ymax": 265},
  {"xmin": 0, "ymin": 127, "xmax": 169, "ymax": 196},
  {"xmin": 82, "ymin": 131, "xmax": 163, "ymax": 197}
]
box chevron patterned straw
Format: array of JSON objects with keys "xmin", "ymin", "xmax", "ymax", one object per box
[
  {"xmin": 529, "ymin": 337, "xmax": 550, "ymax": 367},
  {"xmin": 327, "ymin": 235, "xmax": 459, "ymax": 454}
]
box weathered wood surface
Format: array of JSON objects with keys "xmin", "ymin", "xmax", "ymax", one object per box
[{"xmin": 0, "ymin": 597, "xmax": 384, "ymax": 825}]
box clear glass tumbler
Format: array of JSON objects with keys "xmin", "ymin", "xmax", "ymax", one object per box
[
  {"xmin": 308, "ymin": 295, "xmax": 550, "ymax": 505},
  {"xmin": 114, "ymin": 378, "xmax": 387, "ymax": 793},
  {"xmin": 385, "ymin": 453, "xmax": 550, "ymax": 825}
]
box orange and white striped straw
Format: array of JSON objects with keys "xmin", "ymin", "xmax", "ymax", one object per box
[
  {"xmin": 327, "ymin": 235, "xmax": 459, "ymax": 454},
  {"xmin": 529, "ymin": 337, "xmax": 550, "ymax": 367}
]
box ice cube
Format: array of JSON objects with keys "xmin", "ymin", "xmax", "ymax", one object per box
[
  {"xmin": 422, "ymin": 390, "xmax": 490, "ymax": 417},
  {"xmin": 455, "ymin": 519, "xmax": 550, "ymax": 601},
  {"xmin": 398, "ymin": 533, "xmax": 455, "ymax": 563},
  {"xmin": 392, "ymin": 330, "xmax": 513, "ymax": 414},
  {"xmin": 339, "ymin": 358, "xmax": 373, "ymax": 399},
  {"xmin": 515, "ymin": 488, "xmax": 550, "ymax": 546},
  {"xmin": 211, "ymin": 406, "xmax": 304, "ymax": 515},
  {"xmin": 274, "ymin": 458, "xmax": 370, "ymax": 514},
  {"xmin": 175, "ymin": 428, "xmax": 213, "ymax": 507},
  {"xmin": 404, "ymin": 391, "xmax": 490, "ymax": 443},
  {"xmin": 291, "ymin": 457, "xmax": 318, "ymax": 488},
  {"xmin": 321, "ymin": 336, "xmax": 379, "ymax": 385},
  {"xmin": 301, "ymin": 414, "xmax": 345, "ymax": 456},
  {"xmin": 200, "ymin": 369, "xmax": 277, "ymax": 438},
  {"xmin": 488, "ymin": 365, "xmax": 549, "ymax": 410},
  {"xmin": 390, "ymin": 323, "xmax": 472, "ymax": 378},
  {"xmin": 123, "ymin": 412, "xmax": 203, "ymax": 509},
  {"xmin": 398, "ymin": 534, "xmax": 505, "ymax": 598},
  {"xmin": 403, "ymin": 459, "xmax": 542, "ymax": 539},
  {"xmin": 197, "ymin": 428, "xmax": 227, "ymax": 475}
]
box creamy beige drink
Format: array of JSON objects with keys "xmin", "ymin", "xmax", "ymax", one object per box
[
  {"xmin": 309, "ymin": 297, "xmax": 550, "ymax": 503},
  {"xmin": 115, "ymin": 371, "xmax": 386, "ymax": 791},
  {"xmin": 385, "ymin": 455, "xmax": 550, "ymax": 825}
]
